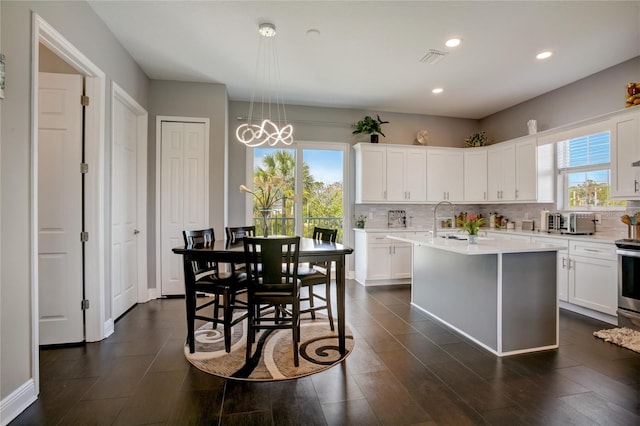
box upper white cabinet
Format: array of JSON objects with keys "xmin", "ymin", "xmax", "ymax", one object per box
[
  {"xmin": 354, "ymin": 144, "xmax": 386, "ymax": 202},
  {"xmin": 611, "ymin": 111, "xmax": 640, "ymax": 199},
  {"xmin": 426, "ymin": 148, "xmax": 464, "ymax": 202},
  {"xmin": 354, "ymin": 143, "xmax": 426, "ymax": 203},
  {"xmin": 464, "ymin": 149, "xmax": 488, "ymax": 202},
  {"xmin": 487, "ymin": 142, "xmax": 516, "ymax": 201},
  {"xmin": 487, "ymin": 137, "xmax": 538, "ymax": 202}
]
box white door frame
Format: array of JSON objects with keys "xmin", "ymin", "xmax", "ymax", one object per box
[
  {"xmin": 155, "ymin": 116, "xmax": 211, "ymax": 292},
  {"xmin": 31, "ymin": 13, "xmax": 107, "ymax": 391},
  {"xmin": 111, "ymin": 82, "xmax": 149, "ymax": 310}
]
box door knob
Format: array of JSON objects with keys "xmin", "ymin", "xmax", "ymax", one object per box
[{"xmin": 134, "ymin": 229, "xmax": 140, "ymax": 235}]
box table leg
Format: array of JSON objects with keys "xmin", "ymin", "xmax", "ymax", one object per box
[{"xmin": 336, "ymin": 255, "xmax": 346, "ymax": 355}]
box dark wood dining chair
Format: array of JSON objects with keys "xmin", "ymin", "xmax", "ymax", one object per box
[
  {"xmin": 225, "ymin": 226, "xmax": 256, "ymax": 244},
  {"xmin": 243, "ymin": 236, "xmax": 301, "ymax": 366},
  {"xmin": 182, "ymin": 228, "xmax": 247, "ymax": 353},
  {"xmin": 298, "ymin": 227, "xmax": 338, "ymax": 330}
]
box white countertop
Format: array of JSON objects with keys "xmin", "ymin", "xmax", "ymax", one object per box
[
  {"xmin": 387, "ymin": 233, "xmax": 566, "ymax": 256},
  {"xmin": 354, "ymin": 227, "xmax": 624, "ymax": 245}
]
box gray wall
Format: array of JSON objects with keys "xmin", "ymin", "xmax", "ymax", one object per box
[
  {"xmin": 481, "ymin": 56, "xmax": 640, "ymax": 143},
  {"xmin": 147, "ymin": 80, "xmax": 229, "ymax": 288},
  {"xmin": 1, "ymin": 0, "xmax": 148, "ymax": 403}
]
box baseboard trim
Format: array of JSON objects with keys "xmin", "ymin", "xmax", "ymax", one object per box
[
  {"xmin": 0, "ymin": 379, "xmax": 36, "ymax": 426},
  {"xmin": 559, "ymin": 301, "xmax": 617, "ymax": 325}
]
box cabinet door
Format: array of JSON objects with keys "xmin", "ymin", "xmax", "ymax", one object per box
[
  {"xmin": 405, "ymin": 149, "xmax": 427, "ymax": 201},
  {"xmin": 356, "ymin": 145, "xmax": 386, "ymax": 202},
  {"xmin": 464, "ymin": 149, "xmax": 487, "ymax": 202},
  {"xmin": 391, "ymin": 244, "xmax": 412, "ymax": 279},
  {"xmin": 569, "ymin": 255, "xmax": 617, "ymax": 316},
  {"xmin": 611, "ymin": 113, "xmax": 640, "ymax": 199},
  {"xmin": 487, "ymin": 147, "xmax": 502, "ymax": 202},
  {"xmin": 446, "ymin": 151, "xmax": 465, "ymax": 201},
  {"xmin": 515, "ymin": 139, "xmax": 537, "ymax": 201},
  {"xmin": 427, "ymin": 149, "xmax": 463, "ymax": 201},
  {"xmin": 386, "ymin": 148, "xmax": 406, "ymax": 201},
  {"xmin": 367, "ymin": 244, "xmax": 392, "ymax": 280},
  {"xmin": 501, "ymin": 144, "xmax": 517, "ymax": 200}
]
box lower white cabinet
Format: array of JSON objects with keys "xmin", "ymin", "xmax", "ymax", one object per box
[
  {"xmin": 567, "ymin": 241, "xmax": 617, "ymax": 316},
  {"xmin": 355, "ymin": 231, "xmax": 412, "ymax": 286},
  {"xmin": 531, "ymin": 236, "xmax": 569, "ymax": 301}
]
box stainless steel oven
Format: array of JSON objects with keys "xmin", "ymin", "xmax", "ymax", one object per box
[{"xmin": 615, "ymin": 239, "xmax": 640, "ymax": 330}]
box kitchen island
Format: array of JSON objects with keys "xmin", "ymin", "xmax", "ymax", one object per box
[{"xmin": 388, "ymin": 234, "xmax": 563, "ymax": 356}]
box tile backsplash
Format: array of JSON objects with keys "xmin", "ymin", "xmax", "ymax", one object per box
[{"xmin": 355, "ymin": 202, "xmax": 640, "ymax": 235}]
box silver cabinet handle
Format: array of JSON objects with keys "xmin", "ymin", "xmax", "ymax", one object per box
[
  {"xmin": 515, "ymin": 189, "xmax": 519, "ymax": 199},
  {"xmin": 484, "ymin": 191, "xmax": 486, "ymax": 200},
  {"xmin": 562, "ymin": 257, "xmax": 566, "ymax": 269},
  {"xmin": 635, "ymin": 179, "xmax": 639, "ymax": 193}
]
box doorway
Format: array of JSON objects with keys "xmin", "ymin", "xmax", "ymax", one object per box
[
  {"xmin": 110, "ymin": 83, "xmax": 148, "ymax": 319},
  {"xmin": 32, "ymin": 14, "xmax": 108, "ymax": 395}
]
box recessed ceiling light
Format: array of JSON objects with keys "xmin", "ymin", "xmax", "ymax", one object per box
[
  {"xmin": 432, "ymin": 88, "xmax": 443, "ymax": 94},
  {"xmin": 445, "ymin": 38, "xmax": 461, "ymax": 48},
  {"xmin": 536, "ymin": 50, "xmax": 553, "ymax": 60}
]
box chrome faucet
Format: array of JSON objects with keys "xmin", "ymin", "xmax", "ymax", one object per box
[{"xmin": 432, "ymin": 200, "xmax": 455, "ymax": 239}]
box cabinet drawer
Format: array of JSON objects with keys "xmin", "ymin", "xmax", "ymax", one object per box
[
  {"xmin": 569, "ymin": 240, "xmax": 616, "ymax": 261},
  {"xmin": 531, "ymin": 236, "xmax": 569, "ymax": 249},
  {"xmin": 367, "ymin": 232, "xmax": 407, "ymax": 245}
]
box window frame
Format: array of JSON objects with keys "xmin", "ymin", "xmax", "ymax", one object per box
[{"xmin": 551, "ymin": 121, "xmax": 625, "ymax": 211}]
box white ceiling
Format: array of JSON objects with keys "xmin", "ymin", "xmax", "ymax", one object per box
[{"xmin": 88, "ymin": 1, "xmax": 640, "ymax": 119}]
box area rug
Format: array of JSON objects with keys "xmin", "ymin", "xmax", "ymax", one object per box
[
  {"xmin": 184, "ymin": 315, "xmax": 354, "ymax": 381},
  {"xmin": 593, "ymin": 327, "xmax": 640, "ymax": 354}
]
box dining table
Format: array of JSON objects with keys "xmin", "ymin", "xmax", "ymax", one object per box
[{"xmin": 172, "ymin": 236, "xmax": 354, "ymax": 355}]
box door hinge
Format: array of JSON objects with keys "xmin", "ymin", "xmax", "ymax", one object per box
[
  {"xmin": 81, "ymin": 299, "xmax": 90, "ymax": 310},
  {"xmin": 80, "ymin": 163, "xmax": 89, "ymax": 174},
  {"xmin": 81, "ymin": 95, "xmax": 90, "ymax": 106},
  {"xmin": 80, "ymin": 231, "xmax": 89, "ymax": 242}
]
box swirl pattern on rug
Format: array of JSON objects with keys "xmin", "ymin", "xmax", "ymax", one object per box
[{"xmin": 184, "ymin": 315, "xmax": 354, "ymax": 381}]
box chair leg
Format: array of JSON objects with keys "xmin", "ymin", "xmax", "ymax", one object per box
[
  {"xmin": 222, "ymin": 288, "xmax": 232, "ymax": 353},
  {"xmin": 293, "ymin": 301, "xmax": 300, "ymax": 367},
  {"xmin": 186, "ymin": 290, "xmax": 196, "ymax": 353},
  {"xmin": 308, "ymin": 284, "xmax": 316, "ymax": 320},
  {"xmin": 212, "ymin": 293, "xmax": 220, "ymax": 330},
  {"xmin": 245, "ymin": 304, "xmax": 253, "ymax": 363}
]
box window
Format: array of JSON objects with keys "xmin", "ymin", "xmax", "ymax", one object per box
[
  {"xmin": 556, "ymin": 131, "xmax": 625, "ymax": 209},
  {"xmin": 248, "ymin": 142, "xmax": 348, "ymax": 241}
]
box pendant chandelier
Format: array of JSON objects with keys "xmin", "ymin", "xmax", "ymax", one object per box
[{"xmin": 236, "ymin": 23, "xmax": 293, "ymax": 147}]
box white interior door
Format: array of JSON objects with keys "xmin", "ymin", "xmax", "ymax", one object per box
[
  {"xmin": 160, "ymin": 120, "xmax": 209, "ymax": 296},
  {"xmin": 38, "ymin": 72, "xmax": 84, "ymax": 345},
  {"xmin": 111, "ymin": 86, "xmax": 147, "ymax": 319}
]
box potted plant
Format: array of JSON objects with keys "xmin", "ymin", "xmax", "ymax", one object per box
[
  {"xmin": 355, "ymin": 215, "xmax": 367, "ymax": 229},
  {"xmin": 464, "ymin": 131, "xmax": 488, "ymax": 147},
  {"xmin": 352, "ymin": 114, "xmax": 389, "ymax": 143}
]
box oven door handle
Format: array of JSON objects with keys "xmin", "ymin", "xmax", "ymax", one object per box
[{"xmin": 617, "ymin": 249, "xmax": 640, "ymax": 258}]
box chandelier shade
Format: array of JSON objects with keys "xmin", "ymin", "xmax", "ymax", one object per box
[{"xmin": 236, "ymin": 23, "xmax": 294, "ymax": 147}]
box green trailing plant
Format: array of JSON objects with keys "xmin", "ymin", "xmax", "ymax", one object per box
[
  {"xmin": 352, "ymin": 114, "xmax": 389, "ymax": 137},
  {"xmin": 465, "ymin": 131, "xmax": 488, "ymax": 147}
]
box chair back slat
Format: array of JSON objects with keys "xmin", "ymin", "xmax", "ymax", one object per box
[{"xmin": 183, "ymin": 228, "xmax": 217, "ymax": 276}]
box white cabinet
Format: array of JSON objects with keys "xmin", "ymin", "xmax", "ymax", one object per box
[
  {"xmin": 567, "ymin": 241, "xmax": 617, "ymax": 316},
  {"xmin": 354, "ymin": 144, "xmax": 386, "ymax": 202},
  {"xmin": 464, "ymin": 148, "xmax": 488, "ymax": 202},
  {"xmin": 354, "ymin": 144, "xmax": 426, "ymax": 203},
  {"xmin": 515, "ymin": 138, "xmax": 537, "ymax": 201},
  {"xmin": 426, "ymin": 148, "xmax": 464, "ymax": 202},
  {"xmin": 487, "ymin": 143, "xmax": 516, "ymax": 201},
  {"xmin": 487, "ymin": 138, "xmax": 537, "ymax": 202},
  {"xmin": 611, "ymin": 111, "xmax": 640, "ymax": 199},
  {"xmin": 354, "ymin": 231, "xmax": 412, "ymax": 286},
  {"xmin": 532, "ymin": 236, "xmax": 569, "ymax": 301}
]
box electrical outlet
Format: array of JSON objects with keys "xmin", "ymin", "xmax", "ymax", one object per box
[{"xmin": 594, "ymin": 213, "xmax": 602, "ymax": 224}]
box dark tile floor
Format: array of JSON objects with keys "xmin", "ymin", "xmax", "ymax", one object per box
[{"xmin": 11, "ymin": 282, "xmax": 640, "ymax": 425}]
